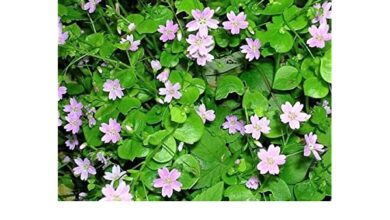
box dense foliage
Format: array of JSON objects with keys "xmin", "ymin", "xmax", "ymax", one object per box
[{"xmin": 58, "ymin": 0, "xmax": 331, "ymax": 201}]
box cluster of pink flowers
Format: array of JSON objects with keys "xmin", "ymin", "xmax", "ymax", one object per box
[
  {"xmin": 196, "ymin": 104, "xmax": 215, "ymax": 124},
  {"xmin": 100, "ymin": 181, "xmax": 133, "ymax": 201},
  {"xmin": 103, "ymin": 79, "xmax": 124, "ymax": 100},
  {"xmin": 153, "ymin": 167, "xmax": 182, "ymax": 198},
  {"xmin": 307, "ymin": 1, "xmax": 332, "ymax": 48},
  {"xmin": 63, "ymin": 98, "xmax": 83, "ymax": 134},
  {"xmin": 99, "ymin": 118, "xmax": 121, "ymax": 143},
  {"xmin": 185, "ymin": 7, "xmax": 218, "ymax": 66}
]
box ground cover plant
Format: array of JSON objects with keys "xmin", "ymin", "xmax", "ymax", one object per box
[{"xmin": 58, "ymin": 0, "xmax": 332, "ymax": 201}]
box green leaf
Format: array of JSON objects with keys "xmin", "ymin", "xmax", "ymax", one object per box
[
  {"xmin": 273, "ymin": 66, "xmax": 302, "ymax": 90},
  {"xmin": 66, "ymin": 82, "xmax": 84, "ymax": 95},
  {"xmin": 115, "ymin": 68, "xmax": 136, "ymax": 88},
  {"xmin": 215, "ymin": 75, "xmax": 245, "ymax": 100},
  {"xmin": 148, "ymin": 5, "xmax": 173, "ymax": 26},
  {"xmin": 153, "ymin": 136, "xmax": 176, "ymax": 163},
  {"xmin": 118, "ymin": 140, "xmax": 149, "ymax": 161},
  {"xmin": 146, "ymin": 105, "xmax": 165, "ymax": 125},
  {"xmin": 294, "ymin": 180, "xmax": 326, "ymax": 201},
  {"xmin": 240, "ymin": 62, "xmax": 274, "ymax": 96},
  {"xmin": 243, "ymin": 90, "xmax": 269, "ymax": 117},
  {"xmin": 260, "ymin": 176, "xmax": 291, "ymax": 201},
  {"xmin": 192, "ymin": 129, "xmax": 229, "ymax": 188},
  {"xmin": 95, "ymin": 103, "xmax": 119, "ymax": 122},
  {"xmin": 82, "ymin": 125, "xmax": 102, "ymax": 147},
  {"xmin": 179, "ymin": 86, "xmax": 200, "ymax": 105},
  {"xmin": 126, "ymin": 14, "xmax": 144, "ymax": 26},
  {"xmin": 173, "ymin": 154, "xmax": 201, "ymax": 189},
  {"xmin": 160, "ymin": 51, "xmax": 179, "ymax": 68},
  {"xmin": 170, "ymin": 106, "xmax": 187, "ymax": 123},
  {"xmin": 321, "ymin": 49, "xmax": 332, "ymax": 83},
  {"xmin": 137, "ymin": 19, "xmax": 158, "ymax": 34},
  {"xmin": 175, "ymin": 0, "xmax": 204, "ymax": 15},
  {"xmin": 310, "ymin": 106, "xmax": 327, "ymax": 125},
  {"xmin": 173, "ymin": 111, "xmax": 204, "ymax": 144},
  {"xmin": 262, "ymin": 0, "xmax": 293, "ymax": 15},
  {"xmin": 193, "ymin": 182, "xmax": 224, "ymax": 201},
  {"xmin": 303, "ymin": 77, "xmax": 329, "ymax": 99},
  {"xmin": 118, "ymin": 96, "xmax": 141, "ymax": 115},
  {"xmin": 99, "ymin": 41, "xmax": 116, "ymax": 58},
  {"xmin": 224, "ymin": 185, "xmax": 258, "ymax": 201},
  {"xmin": 283, "ymin": 5, "xmax": 307, "ymax": 30},
  {"xmin": 264, "ymin": 111, "xmax": 284, "ymax": 138},
  {"xmin": 279, "ymin": 154, "xmax": 313, "ymax": 184},
  {"xmin": 262, "ymin": 17, "xmax": 294, "ymax": 53},
  {"xmin": 85, "ymin": 33, "xmax": 104, "ymax": 47},
  {"xmin": 147, "ymin": 130, "xmax": 171, "ymax": 146}
]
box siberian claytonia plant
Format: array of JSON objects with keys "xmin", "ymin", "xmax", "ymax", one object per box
[{"xmin": 59, "ymin": 0, "xmax": 331, "ymax": 201}]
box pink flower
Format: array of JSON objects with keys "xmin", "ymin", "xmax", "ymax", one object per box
[
  {"xmin": 304, "ymin": 132, "xmax": 325, "ymax": 160},
  {"xmin": 99, "ymin": 118, "xmax": 121, "ymax": 143},
  {"xmin": 186, "ymin": 7, "xmax": 219, "ymax": 36},
  {"xmin": 156, "ymin": 69, "xmax": 170, "ymax": 83},
  {"xmin": 104, "ymin": 165, "xmax": 126, "ymax": 182},
  {"xmin": 196, "ymin": 104, "xmax": 215, "ymax": 123},
  {"xmin": 64, "ymin": 113, "xmax": 82, "ymax": 134},
  {"xmin": 73, "ymin": 158, "xmax": 96, "ymax": 181},
  {"xmin": 100, "ymin": 181, "xmax": 133, "ymax": 201},
  {"xmin": 96, "ymin": 152, "xmax": 108, "ymax": 166},
  {"xmin": 257, "ymin": 145, "xmax": 286, "ymax": 175},
  {"xmin": 82, "ymin": 0, "xmax": 101, "ymax": 13},
  {"xmin": 158, "ymin": 81, "xmax": 182, "ymax": 103},
  {"xmin": 65, "ymin": 134, "xmax": 79, "ymax": 150},
  {"xmin": 186, "ymin": 32, "xmax": 214, "ymax": 56},
  {"xmin": 322, "ymin": 100, "xmax": 331, "ymax": 115},
  {"xmin": 312, "ymin": 2, "xmax": 331, "ymax": 24},
  {"xmin": 158, "ymin": 20, "xmax": 179, "ymax": 42},
  {"xmin": 58, "ymin": 85, "xmax": 67, "ymax": 101},
  {"xmin": 244, "ymin": 115, "xmax": 271, "ymax": 140},
  {"xmin": 240, "ymin": 38, "xmax": 261, "ymax": 61},
  {"xmin": 103, "ymin": 79, "xmax": 124, "ymax": 100},
  {"xmin": 153, "ymin": 167, "xmax": 182, "ymax": 198},
  {"xmin": 120, "ymin": 34, "xmax": 141, "ymax": 51},
  {"xmin": 245, "ymin": 176, "xmax": 260, "ymax": 190},
  {"xmin": 280, "ymin": 101, "xmax": 311, "ymax": 130},
  {"xmin": 63, "ymin": 98, "xmax": 83, "ymax": 117},
  {"xmin": 222, "ymin": 115, "xmax": 245, "ymax": 135},
  {"xmin": 151, "ymin": 60, "xmax": 162, "ymax": 72},
  {"xmin": 58, "ymin": 17, "xmax": 68, "ymax": 45},
  {"xmin": 307, "ymin": 23, "xmax": 331, "ymax": 48},
  {"xmin": 222, "ymin": 11, "xmax": 249, "ymax": 35}
]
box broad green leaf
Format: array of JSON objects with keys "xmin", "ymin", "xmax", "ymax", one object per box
[
  {"xmin": 95, "ymin": 103, "xmax": 119, "ymax": 122},
  {"xmin": 215, "ymin": 75, "xmax": 245, "ymax": 100},
  {"xmin": 294, "ymin": 180, "xmax": 326, "ymax": 201},
  {"xmin": 260, "ymin": 176, "xmax": 291, "ymax": 201},
  {"xmin": 273, "ymin": 66, "xmax": 302, "ymax": 90},
  {"xmin": 240, "ymin": 62, "xmax": 274, "ymax": 96},
  {"xmin": 321, "ymin": 49, "xmax": 332, "ymax": 83},
  {"xmin": 66, "ymin": 82, "xmax": 84, "ymax": 95},
  {"xmin": 136, "ymin": 19, "xmax": 158, "ymax": 34},
  {"xmin": 179, "ymin": 86, "xmax": 200, "ymax": 105},
  {"xmin": 85, "ymin": 33, "xmax": 104, "ymax": 47},
  {"xmin": 262, "ymin": 0, "xmax": 293, "ymax": 15},
  {"xmin": 310, "ymin": 106, "xmax": 327, "ymax": 125},
  {"xmin": 118, "ymin": 140, "xmax": 149, "ymax": 161},
  {"xmin": 126, "ymin": 14, "xmax": 144, "ymax": 27},
  {"xmin": 192, "ymin": 129, "xmax": 229, "ymax": 188},
  {"xmin": 160, "ymin": 51, "xmax": 179, "ymax": 68},
  {"xmin": 224, "ymin": 185, "xmax": 258, "ymax": 201},
  {"xmin": 173, "ymin": 154, "xmax": 201, "ymax": 189},
  {"xmin": 153, "ymin": 136, "xmax": 176, "ymax": 163},
  {"xmin": 304, "ymin": 77, "xmax": 329, "ymax": 99},
  {"xmin": 146, "ymin": 105, "xmax": 165, "ymax": 125},
  {"xmin": 264, "ymin": 111, "xmax": 284, "ymax": 138},
  {"xmin": 173, "ymin": 111, "xmax": 204, "ymax": 144},
  {"xmin": 170, "ymin": 106, "xmax": 187, "ymax": 123},
  {"xmin": 82, "ymin": 125, "xmax": 102, "ymax": 147},
  {"xmin": 283, "ymin": 5, "xmax": 307, "ymax": 30},
  {"xmin": 279, "ymin": 154, "xmax": 313, "ymax": 184},
  {"xmin": 193, "ymin": 182, "xmax": 224, "ymax": 201},
  {"xmin": 115, "ymin": 68, "xmax": 136, "ymax": 88},
  {"xmin": 175, "ymin": 0, "xmax": 204, "ymax": 15},
  {"xmin": 147, "ymin": 130, "xmax": 171, "ymax": 146},
  {"xmin": 118, "ymin": 96, "xmax": 141, "ymax": 115},
  {"xmin": 243, "ymin": 90, "xmax": 269, "ymax": 117}
]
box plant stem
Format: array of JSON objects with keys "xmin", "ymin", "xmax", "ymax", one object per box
[{"xmin": 87, "ymin": 13, "xmax": 97, "ymax": 33}]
